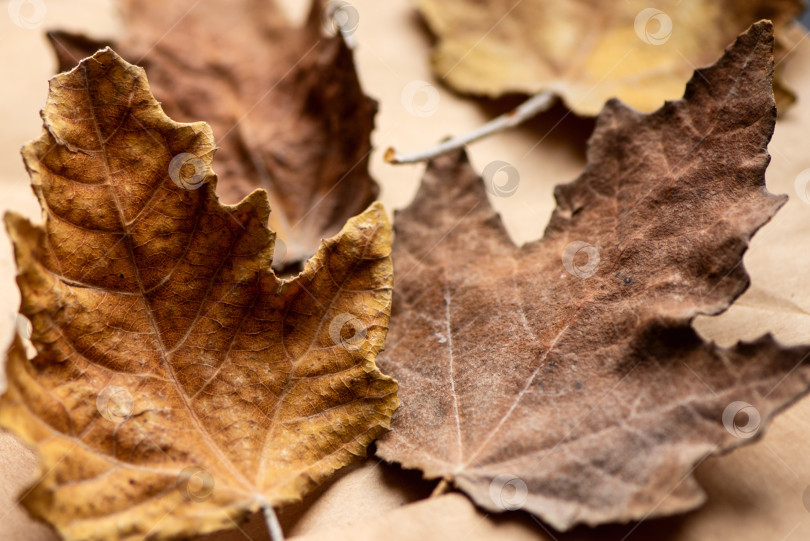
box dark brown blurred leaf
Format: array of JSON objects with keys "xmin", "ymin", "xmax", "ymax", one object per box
[{"xmin": 49, "ymin": 0, "xmax": 378, "ymax": 268}]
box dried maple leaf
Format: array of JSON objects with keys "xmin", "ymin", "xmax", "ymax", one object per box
[
  {"xmin": 0, "ymin": 49, "xmax": 397, "ymax": 541},
  {"xmin": 48, "ymin": 0, "xmax": 378, "ymax": 268},
  {"xmin": 376, "ymin": 22, "xmax": 810, "ymax": 531},
  {"xmin": 416, "ymin": 0, "xmax": 803, "ymax": 115}
]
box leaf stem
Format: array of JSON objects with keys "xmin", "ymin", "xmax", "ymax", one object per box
[
  {"xmin": 260, "ymin": 499, "xmax": 285, "ymax": 541},
  {"xmin": 340, "ymin": 28, "xmax": 357, "ymax": 50},
  {"xmin": 430, "ymin": 477, "xmax": 452, "ymax": 498},
  {"xmin": 385, "ymin": 90, "xmax": 556, "ymax": 164}
]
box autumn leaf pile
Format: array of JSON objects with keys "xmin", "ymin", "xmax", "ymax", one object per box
[{"xmin": 3, "ymin": 1, "xmax": 810, "ymax": 540}]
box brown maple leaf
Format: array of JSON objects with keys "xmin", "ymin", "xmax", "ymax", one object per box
[
  {"xmin": 376, "ymin": 22, "xmax": 810, "ymax": 531},
  {"xmin": 48, "ymin": 0, "xmax": 378, "ymax": 269},
  {"xmin": 0, "ymin": 49, "xmax": 397, "ymax": 541},
  {"xmin": 416, "ymin": 0, "xmax": 803, "ymax": 115}
]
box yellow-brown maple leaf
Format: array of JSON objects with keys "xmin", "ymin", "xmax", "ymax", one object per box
[{"xmin": 1, "ymin": 49, "xmax": 397, "ymax": 541}]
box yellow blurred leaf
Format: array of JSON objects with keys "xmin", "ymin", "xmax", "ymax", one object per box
[{"xmin": 417, "ymin": 0, "xmax": 803, "ymax": 114}]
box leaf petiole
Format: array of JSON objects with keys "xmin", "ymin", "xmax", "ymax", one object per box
[{"xmin": 385, "ymin": 90, "xmax": 555, "ymax": 164}]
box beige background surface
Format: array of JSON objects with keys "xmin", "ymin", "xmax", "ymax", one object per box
[{"xmin": 1, "ymin": 1, "xmax": 810, "ymax": 540}]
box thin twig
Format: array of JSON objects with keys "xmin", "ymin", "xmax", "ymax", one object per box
[
  {"xmin": 385, "ymin": 90, "xmax": 556, "ymax": 164},
  {"xmin": 430, "ymin": 477, "xmax": 452, "ymax": 498},
  {"xmin": 261, "ymin": 499, "xmax": 285, "ymax": 541},
  {"xmin": 340, "ymin": 28, "xmax": 357, "ymax": 50}
]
